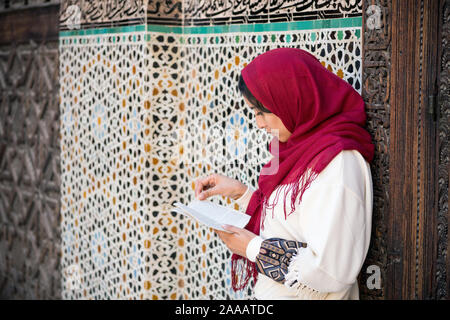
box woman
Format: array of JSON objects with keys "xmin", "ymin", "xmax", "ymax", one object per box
[{"xmin": 194, "ymin": 47, "xmax": 374, "ymax": 300}]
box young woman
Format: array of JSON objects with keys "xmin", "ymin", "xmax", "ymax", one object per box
[{"xmin": 194, "ymin": 48, "xmax": 374, "ymax": 300}]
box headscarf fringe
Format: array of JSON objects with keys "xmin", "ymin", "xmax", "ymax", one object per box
[{"xmin": 231, "ymin": 254, "xmax": 258, "ymax": 292}]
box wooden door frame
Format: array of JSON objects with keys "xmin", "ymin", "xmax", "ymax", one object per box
[
  {"xmin": 0, "ymin": 5, "xmax": 59, "ymax": 46},
  {"xmin": 387, "ymin": 0, "xmax": 444, "ymax": 299}
]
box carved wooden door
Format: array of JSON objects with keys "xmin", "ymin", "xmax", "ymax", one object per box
[
  {"xmin": 361, "ymin": 0, "xmax": 449, "ymax": 299},
  {"xmin": 0, "ymin": 3, "xmax": 61, "ymax": 299}
]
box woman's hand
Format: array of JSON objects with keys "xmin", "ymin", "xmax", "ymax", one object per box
[
  {"xmin": 215, "ymin": 225, "xmax": 257, "ymax": 258},
  {"xmin": 194, "ymin": 173, "xmax": 247, "ymax": 201}
]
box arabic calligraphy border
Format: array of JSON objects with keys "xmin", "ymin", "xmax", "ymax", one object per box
[{"xmin": 59, "ymin": 0, "xmax": 361, "ymax": 31}]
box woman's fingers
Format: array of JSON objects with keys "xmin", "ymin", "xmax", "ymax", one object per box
[
  {"xmin": 198, "ymin": 186, "xmax": 218, "ymax": 200},
  {"xmin": 195, "ymin": 174, "xmax": 219, "ymax": 200},
  {"xmin": 194, "ymin": 173, "xmax": 240, "ymax": 200},
  {"xmin": 215, "ymin": 229, "xmax": 233, "ymax": 245},
  {"xmin": 215, "ymin": 225, "xmax": 255, "ymax": 258},
  {"xmin": 194, "ymin": 175, "xmax": 215, "ymax": 198},
  {"xmin": 221, "ymin": 224, "xmax": 239, "ymax": 233},
  {"xmin": 215, "ymin": 229, "xmax": 227, "ymax": 239}
]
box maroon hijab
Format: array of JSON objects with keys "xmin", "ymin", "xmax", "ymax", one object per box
[{"xmin": 231, "ymin": 48, "xmax": 375, "ymax": 291}]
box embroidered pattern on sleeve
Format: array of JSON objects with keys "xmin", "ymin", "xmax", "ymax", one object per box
[{"xmin": 255, "ymin": 238, "xmax": 307, "ymax": 284}]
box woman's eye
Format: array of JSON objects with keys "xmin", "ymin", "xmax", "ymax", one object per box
[{"xmin": 256, "ymin": 112, "xmax": 263, "ymax": 116}]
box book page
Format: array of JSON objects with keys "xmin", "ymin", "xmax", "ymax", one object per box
[{"xmin": 173, "ymin": 200, "xmax": 250, "ymax": 233}]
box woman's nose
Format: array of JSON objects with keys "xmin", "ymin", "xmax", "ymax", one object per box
[{"xmin": 255, "ymin": 117, "xmax": 266, "ymax": 129}]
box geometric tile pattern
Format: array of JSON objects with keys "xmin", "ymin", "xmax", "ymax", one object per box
[
  {"xmin": 60, "ymin": 23, "xmax": 362, "ymax": 299},
  {"xmin": 179, "ymin": 27, "xmax": 362, "ymax": 300},
  {"xmin": 55, "ymin": 0, "xmax": 364, "ymax": 302},
  {"xmin": 59, "ymin": 32, "xmax": 150, "ymax": 299}
]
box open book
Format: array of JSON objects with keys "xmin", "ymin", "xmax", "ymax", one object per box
[{"xmin": 172, "ymin": 200, "xmax": 250, "ymax": 233}]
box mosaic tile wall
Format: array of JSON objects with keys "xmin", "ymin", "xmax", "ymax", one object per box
[{"xmin": 59, "ymin": 0, "xmax": 362, "ymax": 300}]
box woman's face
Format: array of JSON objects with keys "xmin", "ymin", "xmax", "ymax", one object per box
[{"xmin": 243, "ymin": 96, "xmax": 292, "ymax": 142}]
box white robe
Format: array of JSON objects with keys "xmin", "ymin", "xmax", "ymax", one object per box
[{"xmin": 236, "ymin": 150, "xmax": 373, "ymax": 300}]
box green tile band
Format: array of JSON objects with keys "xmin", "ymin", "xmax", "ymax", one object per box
[
  {"xmin": 59, "ymin": 17, "xmax": 362, "ymax": 38},
  {"xmin": 155, "ymin": 17, "xmax": 362, "ymax": 34}
]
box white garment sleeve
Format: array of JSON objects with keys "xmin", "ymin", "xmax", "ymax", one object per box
[
  {"xmin": 234, "ymin": 185, "xmax": 263, "ymax": 261},
  {"xmin": 284, "ymin": 183, "xmax": 370, "ymax": 293},
  {"xmin": 234, "ymin": 185, "xmax": 256, "ymax": 212},
  {"xmin": 245, "ymin": 235, "xmax": 264, "ymax": 262}
]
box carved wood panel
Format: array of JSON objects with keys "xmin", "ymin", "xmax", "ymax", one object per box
[
  {"xmin": 436, "ymin": 0, "xmax": 449, "ymax": 300},
  {"xmin": 361, "ymin": 0, "xmax": 449, "ymax": 299},
  {"xmin": 0, "ymin": 4, "xmax": 61, "ymax": 299},
  {"xmin": 360, "ymin": 0, "xmax": 391, "ymax": 300}
]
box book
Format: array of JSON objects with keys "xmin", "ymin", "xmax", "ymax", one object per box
[{"xmin": 172, "ymin": 200, "xmax": 250, "ymax": 233}]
